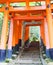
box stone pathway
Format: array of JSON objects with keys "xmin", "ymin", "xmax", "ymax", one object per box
[{"xmin": 8, "ymin": 47, "xmax": 42, "ymax": 65}]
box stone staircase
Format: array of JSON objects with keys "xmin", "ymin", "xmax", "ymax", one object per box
[{"xmin": 8, "ymin": 42, "xmax": 43, "ymax": 65}]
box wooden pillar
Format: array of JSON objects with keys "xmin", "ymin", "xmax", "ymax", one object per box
[
  {"xmin": 25, "ymin": 26, "xmax": 29, "ymax": 42},
  {"xmin": 44, "ymin": 17, "xmax": 50, "ymax": 57},
  {"xmin": 6, "ymin": 18, "xmax": 13, "ymax": 58},
  {"xmin": 15, "ymin": 20, "xmax": 19, "ymax": 51},
  {"xmin": 40, "ymin": 20, "xmax": 45, "ymax": 46},
  {"xmin": 17, "ymin": 20, "xmax": 19, "ymax": 45},
  {"xmin": 46, "ymin": 0, "xmax": 53, "ymax": 59},
  {"xmin": 24, "ymin": 26, "xmax": 29, "ymax": 46},
  {"xmin": 18, "ymin": 21, "xmax": 22, "ymax": 47},
  {"xmin": 22, "ymin": 22, "xmax": 25, "ymax": 47},
  {"xmin": 15, "ymin": 20, "xmax": 20, "ymax": 51},
  {"xmin": 0, "ymin": 6, "xmax": 9, "ymax": 61},
  {"xmin": 14, "ymin": 21, "xmax": 18, "ymax": 45},
  {"xmin": 12, "ymin": 20, "xmax": 19, "ymax": 53},
  {"xmin": 18, "ymin": 21, "xmax": 22, "ymax": 40},
  {"xmin": 12, "ymin": 20, "xmax": 16, "ymax": 54}
]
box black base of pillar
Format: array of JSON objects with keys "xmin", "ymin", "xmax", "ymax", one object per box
[
  {"xmin": 46, "ymin": 49, "xmax": 50, "ymax": 58},
  {"xmin": 25, "ymin": 39, "xmax": 29, "ymax": 47},
  {"xmin": 43, "ymin": 46, "xmax": 46, "ymax": 53},
  {"xmin": 12, "ymin": 39, "xmax": 22, "ymax": 54},
  {"xmin": 0, "ymin": 49, "xmax": 6, "ymax": 61},
  {"xmin": 15, "ymin": 44, "xmax": 19, "ymax": 51},
  {"xmin": 12, "ymin": 47, "xmax": 16, "ymax": 54},
  {"xmin": 6, "ymin": 49, "xmax": 12, "ymax": 59},
  {"xmin": 12, "ymin": 44, "xmax": 20, "ymax": 54},
  {"xmin": 49, "ymin": 48, "xmax": 53, "ymax": 59},
  {"xmin": 18, "ymin": 39, "xmax": 22, "ymax": 47},
  {"xmin": 40, "ymin": 37, "xmax": 46, "ymax": 53}
]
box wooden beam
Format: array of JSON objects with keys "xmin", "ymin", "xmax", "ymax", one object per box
[
  {"xmin": 9, "ymin": 6, "xmax": 46, "ymax": 13},
  {"xmin": 14, "ymin": 15, "xmax": 44, "ymax": 20},
  {"xmin": 0, "ymin": 4, "xmax": 53, "ymax": 12},
  {"xmin": 24, "ymin": 21, "xmax": 41, "ymax": 25},
  {"xmin": 24, "ymin": 21, "xmax": 41, "ymax": 26},
  {"xmin": 0, "ymin": 0, "xmax": 45, "ymax": 3},
  {"xmin": 26, "ymin": 24, "xmax": 41, "ymax": 26},
  {"xmin": 9, "ymin": 4, "xmax": 53, "ymax": 13}
]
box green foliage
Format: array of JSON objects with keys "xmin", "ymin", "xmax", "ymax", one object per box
[
  {"xmin": 10, "ymin": 2, "xmax": 26, "ymax": 7},
  {"xmin": 5, "ymin": 59, "xmax": 10, "ymax": 63},
  {"xmin": 30, "ymin": 26, "xmax": 40, "ymax": 38},
  {"xmin": 0, "ymin": 4, "xmax": 3, "ymax": 7},
  {"xmin": 10, "ymin": 2, "xmax": 41, "ymax": 7},
  {"xmin": 29, "ymin": 26, "xmax": 40, "ymax": 42},
  {"xmin": 29, "ymin": 2, "xmax": 41, "ymax": 6},
  {"xmin": 32, "ymin": 37, "xmax": 38, "ymax": 41},
  {"xmin": 0, "ymin": 4, "xmax": 6, "ymax": 7},
  {"xmin": 0, "ymin": 12, "xmax": 4, "ymax": 39}
]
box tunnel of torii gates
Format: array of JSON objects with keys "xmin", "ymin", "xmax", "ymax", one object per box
[{"xmin": 0, "ymin": 0, "xmax": 53, "ymax": 61}]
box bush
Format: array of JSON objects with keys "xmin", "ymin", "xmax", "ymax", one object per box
[{"xmin": 32, "ymin": 37, "xmax": 38, "ymax": 41}]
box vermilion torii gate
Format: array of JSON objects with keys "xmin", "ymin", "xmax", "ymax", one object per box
[{"xmin": 0, "ymin": 0, "xmax": 53, "ymax": 61}]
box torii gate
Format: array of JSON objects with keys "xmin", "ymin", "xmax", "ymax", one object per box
[{"xmin": 0, "ymin": 0, "xmax": 53, "ymax": 61}]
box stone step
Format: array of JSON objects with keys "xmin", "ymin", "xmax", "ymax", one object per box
[
  {"xmin": 22, "ymin": 52, "xmax": 39, "ymax": 55},
  {"xmin": 15, "ymin": 60, "xmax": 41, "ymax": 63},
  {"xmin": 18, "ymin": 58, "xmax": 40, "ymax": 60},
  {"xmin": 15, "ymin": 63, "xmax": 42, "ymax": 65},
  {"xmin": 20, "ymin": 55, "xmax": 40, "ymax": 58}
]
